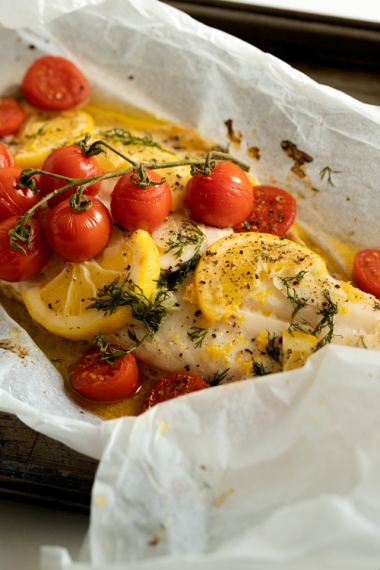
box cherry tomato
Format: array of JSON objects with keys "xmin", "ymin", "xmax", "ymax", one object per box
[
  {"xmin": 39, "ymin": 145, "xmax": 102, "ymax": 209},
  {"xmin": 0, "ymin": 97, "xmax": 26, "ymax": 137},
  {"xmin": 0, "ymin": 216, "xmax": 51, "ymax": 282},
  {"xmin": 353, "ymin": 249, "xmax": 380, "ymax": 299},
  {"xmin": 186, "ymin": 161, "xmax": 253, "ymax": 228},
  {"xmin": 0, "ymin": 143, "xmax": 15, "ymax": 168},
  {"xmin": 45, "ymin": 196, "xmax": 112, "ymax": 263},
  {"xmin": 111, "ymin": 169, "xmax": 171, "ymax": 233},
  {"xmin": 21, "ymin": 55, "xmax": 90, "ymax": 111},
  {"xmin": 234, "ymin": 185, "xmax": 297, "ymax": 237},
  {"xmin": 142, "ymin": 372, "xmax": 209, "ymax": 411},
  {"xmin": 70, "ymin": 346, "xmax": 139, "ymax": 403},
  {"xmin": 0, "ymin": 167, "xmax": 40, "ymax": 222}
]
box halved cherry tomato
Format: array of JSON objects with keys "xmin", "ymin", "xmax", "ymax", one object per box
[
  {"xmin": 142, "ymin": 372, "xmax": 209, "ymax": 411},
  {"xmin": 186, "ymin": 161, "xmax": 253, "ymax": 228},
  {"xmin": 0, "ymin": 167, "xmax": 40, "ymax": 222},
  {"xmin": 0, "ymin": 143, "xmax": 15, "ymax": 168},
  {"xmin": 353, "ymin": 249, "xmax": 380, "ymax": 299},
  {"xmin": 45, "ymin": 196, "xmax": 112, "ymax": 263},
  {"xmin": 39, "ymin": 145, "xmax": 102, "ymax": 209},
  {"xmin": 0, "ymin": 97, "xmax": 26, "ymax": 137},
  {"xmin": 70, "ymin": 346, "xmax": 139, "ymax": 403},
  {"xmin": 21, "ymin": 55, "xmax": 90, "ymax": 111},
  {"xmin": 234, "ymin": 185, "xmax": 296, "ymax": 236},
  {"xmin": 111, "ymin": 169, "xmax": 171, "ymax": 232},
  {"xmin": 0, "ymin": 216, "xmax": 51, "ymax": 282}
]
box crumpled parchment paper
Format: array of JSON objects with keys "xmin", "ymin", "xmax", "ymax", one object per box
[{"xmin": 1, "ymin": 1, "xmax": 380, "ymax": 569}]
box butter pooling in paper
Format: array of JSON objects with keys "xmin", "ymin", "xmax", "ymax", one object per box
[{"xmin": 1, "ymin": 0, "xmax": 380, "ymax": 568}]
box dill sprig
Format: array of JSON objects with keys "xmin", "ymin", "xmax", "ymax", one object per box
[
  {"xmin": 278, "ymin": 270, "xmax": 309, "ymax": 320},
  {"xmin": 157, "ymin": 221, "xmax": 206, "ymax": 291},
  {"xmin": 373, "ymin": 301, "xmax": 380, "ymax": 311},
  {"xmin": 206, "ymin": 368, "xmax": 229, "ymax": 386},
  {"xmin": 252, "ymin": 361, "xmax": 270, "ymax": 376},
  {"xmin": 187, "ymin": 326, "xmax": 209, "ymax": 348},
  {"xmin": 261, "ymin": 331, "xmax": 282, "ymax": 367},
  {"xmin": 252, "ymin": 242, "xmax": 286, "ymax": 263},
  {"xmin": 313, "ymin": 290, "xmax": 338, "ymax": 349},
  {"xmin": 93, "ymin": 331, "xmax": 137, "ymax": 365},
  {"xmin": 164, "ymin": 221, "xmax": 205, "ymax": 259},
  {"xmin": 319, "ymin": 166, "xmax": 341, "ymax": 187},
  {"xmin": 87, "ymin": 276, "xmax": 170, "ymax": 338}
]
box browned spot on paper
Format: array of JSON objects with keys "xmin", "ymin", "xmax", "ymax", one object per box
[
  {"xmin": 247, "ymin": 146, "xmax": 260, "ymax": 160},
  {"xmin": 213, "ymin": 488, "xmax": 235, "ymax": 507},
  {"xmin": 281, "ymin": 140, "xmax": 313, "ymax": 178},
  {"xmin": 0, "ymin": 339, "xmax": 29, "ymax": 359},
  {"xmin": 148, "ymin": 536, "xmax": 160, "ymax": 546},
  {"xmin": 225, "ymin": 119, "xmax": 242, "ymax": 147},
  {"xmin": 200, "ymin": 465, "xmax": 207, "ymax": 470}
]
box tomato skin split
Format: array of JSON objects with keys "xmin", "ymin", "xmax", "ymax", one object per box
[
  {"xmin": 234, "ymin": 185, "xmax": 297, "ymax": 237},
  {"xmin": 0, "ymin": 97, "xmax": 26, "ymax": 137},
  {"xmin": 186, "ymin": 161, "xmax": 253, "ymax": 228},
  {"xmin": 39, "ymin": 145, "xmax": 102, "ymax": 209},
  {"xmin": 22, "ymin": 56, "xmax": 90, "ymax": 111},
  {"xmin": 0, "ymin": 167, "xmax": 40, "ymax": 222},
  {"xmin": 0, "ymin": 143, "xmax": 15, "ymax": 168},
  {"xmin": 45, "ymin": 197, "xmax": 113, "ymax": 263},
  {"xmin": 70, "ymin": 347, "xmax": 139, "ymax": 403},
  {"xmin": 353, "ymin": 249, "xmax": 380, "ymax": 299},
  {"xmin": 0, "ymin": 216, "xmax": 51, "ymax": 282},
  {"xmin": 142, "ymin": 372, "xmax": 209, "ymax": 411},
  {"xmin": 111, "ymin": 169, "xmax": 172, "ymax": 232}
]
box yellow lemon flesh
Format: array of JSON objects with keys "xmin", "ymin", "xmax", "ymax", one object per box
[
  {"xmin": 22, "ymin": 228, "xmax": 160, "ymax": 340},
  {"xmin": 13, "ymin": 109, "xmax": 95, "ymax": 168},
  {"xmin": 193, "ymin": 232, "xmax": 328, "ymax": 325}
]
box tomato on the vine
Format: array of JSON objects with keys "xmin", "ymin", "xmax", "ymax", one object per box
[
  {"xmin": 186, "ymin": 161, "xmax": 253, "ymax": 228},
  {"xmin": 21, "ymin": 55, "xmax": 90, "ymax": 111},
  {"xmin": 353, "ymin": 249, "xmax": 380, "ymax": 299},
  {"xmin": 45, "ymin": 196, "xmax": 112, "ymax": 263},
  {"xmin": 0, "ymin": 97, "xmax": 26, "ymax": 137},
  {"xmin": 234, "ymin": 185, "xmax": 297, "ymax": 237},
  {"xmin": 39, "ymin": 145, "xmax": 102, "ymax": 209},
  {"xmin": 111, "ymin": 169, "xmax": 171, "ymax": 232},
  {"xmin": 0, "ymin": 143, "xmax": 15, "ymax": 168},
  {"xmin": 142, "ymin": 372, "xmax": 209, "ymax": 411},
  {"xmin": 70, "ymin": 346, "xmax": 139, "ymax": 403},
  {"xmin": 0, "ymin": 216, "xmax": 51, "ymax": 282},
  {"xmin": 0, "ymin": 167, "xmax": 40, "ymax": 222}
]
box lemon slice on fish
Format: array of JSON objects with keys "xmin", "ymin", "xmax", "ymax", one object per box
[
  {"xmin": 14, "ymin": 109, "xmax": 95, "ymax": 168},
  {"xmin": 22, "ymin": 228, "xmax": 160, "ymax": 340},
  {"xmin": 193, "ymin": 232, "xmax": 328, "ymax": 324}
]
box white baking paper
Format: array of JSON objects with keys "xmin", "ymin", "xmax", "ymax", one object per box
[{"xmin": 1, "ymin": 1, "xmax": 380, "ymax": 569}]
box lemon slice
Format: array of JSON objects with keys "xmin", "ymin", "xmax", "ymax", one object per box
[
  {"xmin": 13, "ymin": 110, "xmax": 95, "ymax": 169},
  {"xmin": 193, "ymin": 232, "xmax": 328, "ymax": 324},
  {"xmin": 22, "ymin": 228, "xmax": 160, "ymax": 340}
]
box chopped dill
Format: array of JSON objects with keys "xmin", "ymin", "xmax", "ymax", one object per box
[
  {"xmin": 206, "ymin": 368, "xmax": 229, "ymax": 386},
  {"xmin": 261, "ymin": 331, "xmax": 282, "ymax": 367},
  {"xmin": 93, "ymin": 331, "xmax": 138, "ymax": 364},
  {"xmin": 313, "ymin": 290, "xmax": 339, "ymax": 348},
  {"xmin": 187, "ymin": 326, "xmax": 209, "ymax": 348},
  {"xmin": 373, "ymin": 301, "xmax": 380, "ymax": 311},
  {"xmin": 252, "ymin": 242, "xmax": 286, "ymax": 263},
  {"xmin": 99, "ymin": 128, "xmax": 172, "ymax": 153},
  {"xmin": 319, "ymin": 166, "xmax": 341, "ymax": 187},
  {"xmin": 278, "ymin": 270, "xmax": 309, "ymax": 319},
  {"xmin": 252, "ymin": 361, "xmax": 270, "ymax": 376},
  {"xmin": 87, "ymin": 276, "xmax": 170, "ymax": 338}
]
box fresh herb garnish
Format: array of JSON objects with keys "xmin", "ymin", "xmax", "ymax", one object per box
[
  {"xmin": 164, "ymin": 220, "xmax": 205, "ymax": 259},
  {"xmin": 187, "ymin": 326, "xmax": 209, "ymax": 348},
  {"xmin": 87, "ymin": 276, "xmax": 170, "ymax": 338},
  {"xmin": 313, "ymin": 290, "xmax": 338, "ymax": 348},
  {"xmin": 278, "ymin": 271, "xmax": 309, "ymax": 319},
  {"xmin": 374, "ymin": 301, "xmax": 380, "ymax": 311},
  {"xmin": 206, "ymin": 368, "xmax": 229, "ymax": 386},
  {"xmin": 93, "ymin": 331, "xmax": 136, "ymax": 364},
  {"xmin": 252, "ymin": 361, "xmax": 270, "ymax": 376},
  {"xmin": 319, "ymin": 166, "xmax": 341, "ymax": 187},
  {"xmin": 100, "ymin": 128, "xmax": 169, "ymax": 152},
  {"xmin": 252, "ymin": 242, "xmax": 286, "ymax": 263},
  {"xmin": 261, "ymin": 331, "xmax": 282, "ymax": 367}
]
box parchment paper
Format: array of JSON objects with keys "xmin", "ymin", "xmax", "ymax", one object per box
[{"xmin": 1, "ymin": 1, "xmax": 380, "ymax": 568}]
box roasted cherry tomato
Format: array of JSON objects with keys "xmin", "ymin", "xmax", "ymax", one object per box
[
  {"xmin": 0, "ymin": 216, "xmax": 51, "ymax": 282},
  {"xmin": 186, "ymin": 161, "xmax": 253, "ymax": 228},
  {"xmin": 70, "ymin": 346, "xmax": 139, "ymax": 403},
  {"xmin": 0, "ymin": 167, "xmax": 40, "ymax": 222},
  {"xmin": 45, "ymin": 196, "xmax": 112, "ymax": 263},
  {"xmin": 353, "ymin": 249, "xmax": 380, "ymax": 299},
  {"xmin": 142, "ymin": 372, "xmax": 209, "ymax": 411},
  {"xmin": 234, "ymin": 185, "xmax": 296, "ymax": 237},
  {"xmin": 21, "ymin": 55, "xmax": 90, "ymax": 111},
  {"xmin": 111, "ymin": 169, "xmax": 171, "ymax": 232},
  {"xmin": 0, "ymin": 143, "xmax": 15, "ymax": 168},
  {"xmin": 39, "ymin": 145, "xmax": 102, "ymax": 209},
  {"xmin": 0, "ymin": 97, "xmax": 26, "ymax": 137}
]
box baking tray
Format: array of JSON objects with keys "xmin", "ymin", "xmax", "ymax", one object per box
[{"xmin": 2, "ymin": 1, "xmax": 380, "ymax": 513}]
